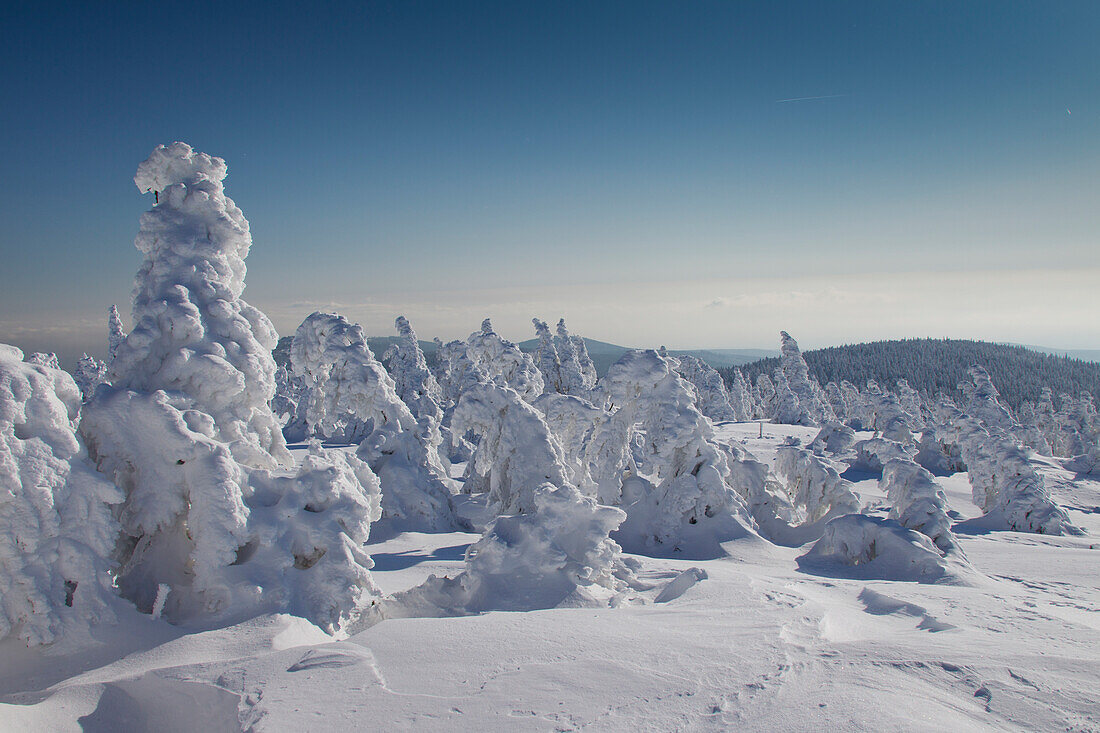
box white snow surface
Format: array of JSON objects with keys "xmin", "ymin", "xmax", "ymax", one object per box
[{"xmin": 1, "ymin": 422, "xmax": 1098, "ymax": 731}]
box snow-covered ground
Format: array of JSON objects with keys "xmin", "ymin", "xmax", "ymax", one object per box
[{"xmin": 2, "ymin": 423, "xmax": 1097, "ymax": 732}]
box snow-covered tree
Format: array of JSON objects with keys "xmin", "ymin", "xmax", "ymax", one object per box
[
  {"xmin": 290, "ymin": 311, "xmax": 458, "ymax": 531},
  {"xmin": 80, "ymin": 145, "xmax": 390, "ymax": 632},
  {"xmin": 108, "ymin": 142, "xmax": 291, "ymax": 471},
  {"xmin": 773, "ymin": 444, "xmax": 861, "ymax": 524},
  {"xmin": 465, "ymin": 319, "xmax": 544, "ymax": 401},
  {"xmin": 895, "ymin": 379, "xmax": 926, "ymax": 431},
  {"xmin": 673, "ymin": 354, "xmax": 741, "ymax": 422},
  {"xmin": 772, "ymin": 368, "xmax": 806, "ymax": 425},
  {"xmin": 880, "ymin": 458, "xmax": 959, "ymax": 555},
  {"xmin": 779, "ymin": 331, "xmax": 833, "ymax": 426},
  {"xmin": 597, "ymin": 350, "xmax": 756, "ymax": 555},
  {"xmin": 107, "ymin": 305, "xmax": 125, "ymax": 364},
  {"xmin": 728, "ymin": 369, "xmax": 755, "ymax": 422},
  {"xmin": 451, "ymin": 383, "xmax": 570, "ymax": 515},
  {"xmin": 808, "ymin": 422, "xmax": 857, "ymax": 455},
  {"xmin": 962, "ymin": 366, "xmax": 1016, "ymax": 432},
  {"xmin": 381, "ymin": 316, "xmax": 444, "ymax": 426},
  {"xmin": 753, "ymin": 373, "xmax": 776, "ymax": 420},
  {"xmin": 554, "ymin": 319, "xmax": 596, "ymax": 396},
  {"xmin": 1, "ymin": 346, "xmax": 122, "ymax": 645},
  {"xmin": 27, "ymin": 352, "xmax": 60, "ymax": 370},
  {"xmin": 531, "ymin": 319, "xmax": 563, "ymax": 394},
  {"xmin": 73, "ymin": 353, "xmax": 108, "ymax": 401}
]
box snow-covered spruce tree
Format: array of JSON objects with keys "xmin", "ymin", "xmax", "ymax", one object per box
[
  {"xmin": 465, "ymin": 319, "xmax": 544, "ymax": 402},
  {"xmin": 1053, "ymin": 392, "xmax": 1100, "ymax": 458},
  {"xmin": 1015, "ymin": 400, "xmax": 1053, "ymax": 456},
  {"xmin": 673, "ymin": 354, "xmax": 740, "ymax": 422},
  {"xmin": 433, "ymin": 336, "xmax": 486, "ymax": 408},
  {"xmin": 271, "ymin": 361, "xmax": 309, "ymax": 443},
  {"xmin": 81, "ymin": 145, "xmax": 386, "ymax": 630},
  {"xmin": 596, "ymin": 350, "xmax": 757, "ymax": 556},
  {"xmin": 532, "ymin": 392, "xmax": 604, "ymax": 494},
  {"xmin": 773, "ymin": 445, "xmax": 861, "ymax": 524},
  {"xmin": 381, "ymin": 315, "xmax": 444, "ymax": 426},
  {"xmin": 772, "ymin": 367, "xmax": 806, "ymax": 425},
  {"xmin": 753, "ymin": 373, "xmax": 776, "ymax": 420},
  {"xmin": 879, "ymin": 457, "xmax": 960, "ymax": 555},
  {"xmin": 554, "ymin": 319, "xmax": 597, "ymax": 396},
  {"xmin": 823, "ymin": 382, "xmax": 848, "ymax": 424},
  {"xmin": 451, "ymin": 382, "xmax": 570, "ymax": 515},
  {"xmin": 779, "ymin": 331, "xmax": 833, "ymax": 426},
  {"xmin": 962, "ymin": 366, "xmax": 1016, "ymax": 432},
  {"xmin": 107, "ymin": 142, "xmax": 291, "ymax": 471},
  {"xmin": 839, "ymin": 380, "xmax": 866, "ymax": 428},
  {"xmin": 107, "ymin": 305, "xmax": 125, "ymax": 364},
  {"xmin": 291, "ymin": 311, "xmax": 458, "ymax": 531},
  {"xmin": 729, "ymin": 369, "xmax": 755, "ymax": 422},
  {"xmin": 848, "ymin": 436, "xmax": 915, "ymax": 475},
  {"xmin": 0, "ymin": 346, "xmax": 122, "ymax": 646},
  {"xmin": 934, "ymin": 401, "xmax": 1079, "ymax": 535},
  {"xmin": 895, "ymin": 379, "xmax": 926, "ymax": 431},
  {"xmin": 73, "ymin": 354, "xmax": 108, "ymax": 402},
  {"xmin": 531, "ymin": 318, "xmax": 563, "ymax": 394},
  {"xmin": 866, "ymin": 388, "xmax": 915, "ymax": 444}
]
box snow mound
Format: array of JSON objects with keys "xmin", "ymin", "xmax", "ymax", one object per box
[
  {"xmin": 809, "ymin": 422, "xmax": 856, "ymax": 455},
  {"xmin": 797, "ymin": 515, "xmax": 970, "ymax": 584}
]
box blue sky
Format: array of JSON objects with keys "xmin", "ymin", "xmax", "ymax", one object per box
[{"xmin": 1, "ymin": 1, "xmax": 1097, "ymax": 365}]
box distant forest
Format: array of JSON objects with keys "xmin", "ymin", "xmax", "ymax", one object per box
[{"xmin": 725, "ymin": 339, "xmax": 1100, "ymax": 410}]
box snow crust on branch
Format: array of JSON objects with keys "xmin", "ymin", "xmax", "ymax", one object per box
[{"xmin": 0, "ymin": 346, "xmax": 122, "ymax": 645}]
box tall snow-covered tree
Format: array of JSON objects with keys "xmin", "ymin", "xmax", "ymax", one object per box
[
  {"xmin": 107, "ymin": 305, "xmax": 125, "ymax": 364},
  {"xmin": 779, "ymin": 331, "xmax": 833, "ymax": 426},
  {"xmin": 554, "ymin": 319, "xmax": 597, "ymax": 396},
  {"xmin": 108, "ymin": 142, "xmax": 291, "ymax": 471},
  {"xmin": 673, "ymin": 354, "xmax": 742, "ymax": 422}
]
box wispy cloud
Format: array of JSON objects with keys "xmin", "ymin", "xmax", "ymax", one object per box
[{"xmin": 775, "ymin": 93, "xmax": 848, "ymax": 103}]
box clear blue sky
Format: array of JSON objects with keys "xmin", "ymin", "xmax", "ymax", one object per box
[{"xmin": 1, "ymin": 1, "xmax": 1097, "ymax": 366}]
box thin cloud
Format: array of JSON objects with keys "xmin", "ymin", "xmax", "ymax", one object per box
[{"xmin": 775, "ymin": 93, "xmax": 848, "ymax": 103}]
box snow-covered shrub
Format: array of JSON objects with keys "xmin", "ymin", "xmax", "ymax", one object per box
[
  {"xmin": 0, "ymin": 346, "xmax": 122, "ymax": 645},
  {"xmin": 674, "ymin": 354, "xmax": 741, "ymax": 422},
  {"xmin": 848, "ymin": 437, "xmax": 915, "ymax": 475},
  {"xmin": 108, "ymin": 142, "xmax": 291, "ymax": 471},
  {"xmin": 773, "ymin": 445, "xmax": 861, "ymax": 523},
  {"xmin": 243, "ymin": 442, "xmax": 382, "ymax": 633},
  {"xmin": 377, "ymin": 483, "xmax": 633, "ymax": 618},
  {"xmin": 880, "ymin": 458, "xmax": 959, "ymax": 554},
  {"xmin": 73, "ymin": 353, "xmax": 108, "ymax": 401},
  {"xmin": 797, "ymin": 514, "xmax": 966, "ymax": 584},
  {"xmin": 809, "ymin": 422, "xmax": 856, "ymax": 455},
  {"xmin": 451, "ymin": 383, "xmax": 569, "ymax": 514}
]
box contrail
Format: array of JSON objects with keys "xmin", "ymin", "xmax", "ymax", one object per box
[{"xmin": 775, "ymin": 94, "xmax": 847, "ymax": 103}]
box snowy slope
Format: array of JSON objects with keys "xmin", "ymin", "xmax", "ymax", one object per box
[{"xmin": 1, "ymin": 425, "xmax": 1097, "ymax": 732}]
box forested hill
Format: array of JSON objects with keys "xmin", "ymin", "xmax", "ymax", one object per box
[{"xmin": 728, "ymin": 339, "xmax": 1100, "ymax": 410}]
